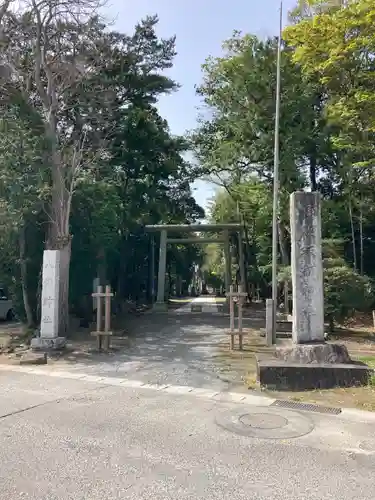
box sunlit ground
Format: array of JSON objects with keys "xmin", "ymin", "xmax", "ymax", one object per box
[{"xmin": 168, "ymin": 296, "xmax": 227, "ymax": 304}]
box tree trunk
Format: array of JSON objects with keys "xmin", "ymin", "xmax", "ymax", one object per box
[
  {"xmin": 58, "ymin": 240, "xmax": 71, "ymax": 337},
  {"xmin": 348, "ymin": 197, "xmax": 357, "ymax": 271},
  {"xmin": 328, "ymin": 316, "xmax": 335, "ymax": 334},
  {"xmin": 359, "ymin": 204, "xmax": 364, "ymax": 275},
  {"xmin": 45, "ymin": 123, "xmax": 72, "ymax": 337},
  {"xmin": 309, "ymin": 154, "xmax": 318, "ymax": 192},
  {"xmin": 97, "ymin": 247, "xmax": 107, "ymax": 286},
  {"xmin": 19, "ymin": 225, "xmax": 34, "ymax": 327}
]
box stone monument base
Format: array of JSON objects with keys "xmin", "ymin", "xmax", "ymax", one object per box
[
  {"xmin": 31, "ymin": 336, "xmax": 67, "ymax": 351},
  {"xmin": 275, "ymin": 343, "xmax": 351, "ymax": 364},
  {"xmin": 257, "ymin": 342, "xmax": 372, "ymax": 390},
  {"xmin": 152, "ymin": 302, "xmax": 168, "ymax": 312}
]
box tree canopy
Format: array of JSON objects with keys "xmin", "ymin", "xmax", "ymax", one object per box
[{"xmin": 193, "ymin": 0, "xmax": 375, "ymax": 325}]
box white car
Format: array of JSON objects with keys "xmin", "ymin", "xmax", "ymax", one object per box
[{"xmin": 0, "ymin": 288, "xmax": 14, "ymax": 321}]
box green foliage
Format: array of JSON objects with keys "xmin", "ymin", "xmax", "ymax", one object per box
[
  {"xmin": 195, "ymin": 7, "xmax": 375, "ymax": 323},
  {"xmin": 284, "ymin": 0, "xmax": 375, "ymax": 164},
  {"xmin": 324, "ymin": 266, "xmax": 372, "ymax": 327},
  {"xmin": 193, "ymin": 33, "xmax": 311, "ymax": 191}
]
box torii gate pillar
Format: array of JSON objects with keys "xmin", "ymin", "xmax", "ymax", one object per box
[{"xmin": 154, "ymin": 229, "xmax": 168, "ymax": 311}]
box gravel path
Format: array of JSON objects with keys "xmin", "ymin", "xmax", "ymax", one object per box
[{"xmin": 53, "ymin": 297, "xmax": 247, "ymax": 390}]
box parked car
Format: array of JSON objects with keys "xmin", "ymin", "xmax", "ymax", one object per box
[{"xmin": 0, "ymin": 287, "xmax": 15, "ymax": 321}]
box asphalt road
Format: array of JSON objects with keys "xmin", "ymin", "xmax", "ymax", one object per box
[
  {"xmin": 0, "ymin": 369, "xmax": 375, "ymax": 500},
  {"xmin": 1, "ymin": 298, "xmax": 375, "ymax": 499}
]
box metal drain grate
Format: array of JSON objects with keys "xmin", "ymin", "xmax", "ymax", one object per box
[{"xmin": 271, "ymin": 399, "xmax": 342, "ymax": 415}]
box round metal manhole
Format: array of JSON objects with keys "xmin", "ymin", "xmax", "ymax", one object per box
[
  {"xmin": 215, "ymin": 406, "xmax": 314, "ymax": 440},
  {"xmin": 359, "ymin": 440, "xmax": 375, "ymax": 453},
  {"xmin": 239, "ymin": 413, "xmax": 288, "ymax": 430}
]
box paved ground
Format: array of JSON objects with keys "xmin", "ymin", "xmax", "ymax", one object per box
[
  {"xmin": 0, "ymin": 369, "xmax": 375, "ymax": 499},
  {"xmin": 1, "ymin": 297, "xmax": 375, "ymax": 498}
]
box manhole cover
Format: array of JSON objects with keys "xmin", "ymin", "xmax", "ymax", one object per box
[
  {"xmin": 239, "ymin": 413, "xmax": 288, "ymax": 430},
  {"xmin": 215, "ymin": 407, "xmax": 314, "ymax": 440},
  {"xmin": 359, "ymin": 440, "xmax": 375, "ymax": 453}
]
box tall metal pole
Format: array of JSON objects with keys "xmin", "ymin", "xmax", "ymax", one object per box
[{"xmin": 271, "ymin": 1, "xmax": 283, "ymax": 344}]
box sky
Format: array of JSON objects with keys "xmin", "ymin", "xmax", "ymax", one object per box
[{"xmin": 104, "ymin": 0, "xmax": 296, "ymax": 215}]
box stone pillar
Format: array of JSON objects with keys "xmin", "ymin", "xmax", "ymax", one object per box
[
  {"xmin": 290, "ymin": 192, "xmax": 324, "ymax": 344},
  {"xmin": 93, "ymin": 277, "xmax": 100, "ymax": 312},
  {"xmin": 150, "ymin": 235, "xmax": 155, "ymax": 302},
  {"xmin": 265, "ymin": 299, "xmax": 273, "ymax": 347},
  {"xmin": 223, "ymin": 230, "xmax": 231, "ymax": 294},
  {"xmin": 155, "ymin": 229, "xmax": 167, "ymax": 309},
  {"xmin": 31, "ymin": 250, "xmax": 66, "ymax": 350},
  {"xmin": 238, "ymin": 230, "xmax": 246, "ymax": 287}
]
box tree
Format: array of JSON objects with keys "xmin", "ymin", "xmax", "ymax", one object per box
[
  {"xmin": 193, "ymin": 33, "xmax": 311, "ymax": 191},
  {"xmin": 0, "ymin": 2, "xmax": 113, "ymax": 334},
  {"xmin": 0, "ymin": 8, "xmax": 204, "ymax": 329},
  {"xmin": 289, "ymin": 0, "xmax": 350, "ymax": 22},
  {"xmin": 284, "ymin": 0, "xmax": 375, "ymax": 165},
  {"xmin": 285, "ymin": 0, "xmax": 375, "ymax": 275}
]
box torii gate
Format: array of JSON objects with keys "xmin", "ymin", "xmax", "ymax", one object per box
[{"xmin": 145, "ymin": 223, "xmax": 246, "ymax": 310}]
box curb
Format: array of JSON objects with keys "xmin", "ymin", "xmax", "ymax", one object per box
[
  {"xmin": 0, "ymin": 364, "xmax": 274, "ymax": 408},
  {"xmin": 1, "ymin": 364, "xmax": 375, "ymax": 423}
]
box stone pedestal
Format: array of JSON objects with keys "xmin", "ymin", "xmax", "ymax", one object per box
[
  {"xmin": 274, "ymin": 343, "xmax": 351, "ymax": 364},
  {"xmin": 31, "ymin": 336, "xmax": 66, "ymax": 351},
  {"xmin": 152, "ymin": 301, "xmax": 168, "ymax": 312},
  {"xmin": 290, "ymin": 192, "xmax": 324, "ymax": 344},
  {"xmin": 32, "ymin": 250, "xmax": 66, "ymax": 350}
]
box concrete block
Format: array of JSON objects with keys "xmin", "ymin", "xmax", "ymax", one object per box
[
  {"xmin": 20, "ymin": 352, "xmax": 47, "ymax": 365},
  {"xmin": 257, "ymin": 358, "xmax": 371, "ymax": 391}
]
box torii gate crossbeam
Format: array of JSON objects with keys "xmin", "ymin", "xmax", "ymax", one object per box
[{"xmin": 145, "ymin": 223, "xmax": 245, "ymax": 310}]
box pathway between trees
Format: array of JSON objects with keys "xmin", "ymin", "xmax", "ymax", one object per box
[{"xmin": 54, "ymin": 297, "xmax": 249, "ymax": 391}]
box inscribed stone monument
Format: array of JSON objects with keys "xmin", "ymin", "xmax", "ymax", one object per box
[
  {"xmin": 257, "ymin": 191, "xmax": 370, "ymax": 390},
  {"xmin": 31, "ymin": 250, "xmax": 66, "ymax": 350},
  {"xmin": 40, "ymin": 250, "xmax": 60, "ymax": 338},
  {"xmin": 290, "ymin": 192, "xmax": 324, "ymax": 344}
]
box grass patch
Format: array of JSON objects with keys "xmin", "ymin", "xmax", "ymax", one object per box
[
  {"xmin": 214, "ymin": 297, "xmax": 227, "ymax": 304},
  {"xmin": 353, "ymin": 355, "xmax": 375, "ymax": 369},
  {"xmin": 168, "ymin": 298, "xmax": 192, "ymax": 304},
  {"xmin": 244, "ymin": 374, "xmax": 258, "ymax": 389}
]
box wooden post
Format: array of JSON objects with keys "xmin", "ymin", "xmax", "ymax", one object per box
[
  {"xmin": 91, "ymin": 285, "xmax": 113, "ymax": 351},
  {"xmin": 238, "ymin": 285, "xmax": 243, "ymax": 350},
  {"xmin": 104, "ymin": 285, "xmax": 111, "ymax": 350},
  {"xmin": 372, "ymin": 310, "xmax": 375, "ymax": 332},
  {"xmin": 229, "ymin": 284, "xmax": 234, "ymax": 350},
  {"xmin": 96, "ymin": 285, "xmax": 103, "ymax": 351},
  {"xmin": 226, "ymin": 285, "xmax": 247, "ymax": 351}
]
